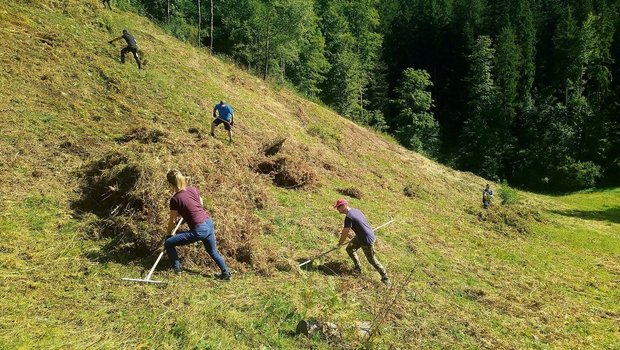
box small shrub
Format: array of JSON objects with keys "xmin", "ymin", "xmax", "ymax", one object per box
[
  {"xmin": 499, "ymin": 181, "xmax": 519, "ymax": 205},
  {"xmin": 554, "ymin": 161, "xmax": 601, "ymax": 190}
]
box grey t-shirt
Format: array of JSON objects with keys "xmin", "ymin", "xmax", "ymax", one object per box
[{"xmin": 344, "ymin": 208, "xmax": 376, "ymax": 245}]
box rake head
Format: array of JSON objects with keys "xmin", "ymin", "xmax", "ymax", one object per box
[{"xmin": 121, "ymin": 277, "xmax": 166, "ymax": 284}]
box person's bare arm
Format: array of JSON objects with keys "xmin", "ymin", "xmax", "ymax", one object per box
[
  {"xmin": 167, "ymin": 210, "xmax": 179, "ymax": 235},
  {"xmin": 213, "ymin": 107, "xmax": 217, "ymax": 118},
  {"xmin": 200, "ymin": 196, "xmax": 204, "ymax": 207},
  {"xmin": 108, "ymin": 36, "xmax": 122, "ymax": 44},
  {"xmin": 338, "ymin": 227, "xmax": 352, "ymax": 246}
]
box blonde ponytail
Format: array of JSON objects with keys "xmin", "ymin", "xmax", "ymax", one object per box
[{"xmin": 166, "ymin": 169, "xmax": 187, "ymax": 191}]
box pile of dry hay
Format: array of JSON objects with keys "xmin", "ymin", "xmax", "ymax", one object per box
[
  {"xmin": 466, "ymin": 204, "xmax": 543, "ymax": 236},
  {"xmin": 76, "ymin": 128, "xmax": 275, "ymax": 272},
  {"xmin": 252, "ymin": 137, "xmax": 324, "ymax": 189}
]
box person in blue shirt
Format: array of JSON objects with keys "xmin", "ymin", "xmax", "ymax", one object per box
[
  {"xmin": 210, "ymin": 100, "xmax": 235, "ymax": 143},
  {"xmin": 482, "ymin": 184, "xmax": 493, "ymax": 209}
]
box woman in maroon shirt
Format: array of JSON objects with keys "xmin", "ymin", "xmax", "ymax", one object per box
[{"xmin": 164, "ymin": 170, "xmax": 230, "ymax": 280}]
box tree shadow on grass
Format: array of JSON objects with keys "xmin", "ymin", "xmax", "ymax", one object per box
[{"xmin": 550, "ymin": 206, "xmax": 620, "ymax": 224}]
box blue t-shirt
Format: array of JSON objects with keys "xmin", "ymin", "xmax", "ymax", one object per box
[
  {"xmin": 214, "ymin": 104, "xmax": 234, "ymax": 122},
  {"xmin": 344, "ymin": 208, "xmax": 376, "ymax": 245}
]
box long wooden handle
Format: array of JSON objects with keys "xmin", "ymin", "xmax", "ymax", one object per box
[
  {"xmin": 145, "ymin": 218, "xmax": 184, "ymax": 280},
  {"xmin": 298, "ymin": 216, "xmax": 396, "ymax": 267}
]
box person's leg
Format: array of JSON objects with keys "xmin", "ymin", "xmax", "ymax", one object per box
[
  {"xmin": 361, "ymin": 244, "xmax": 388, "ymax": 280},
  {"xmin": 200, "ymin": 219, "xmax": 230, "ymax": 276},
  {"xmin": 346, "ymin": 238, "xmax": 363, "ymax": 272},
  {"xmin": 164, "ymin": 229, "xmax": 202, "ymax": 270},
  {"xmin": 225, "ymin": 122, "xmax": 233, "ymax": 142},
  {"xmin": 210, "ymin": 120, "xmax": 217, "ymax": 137},
  {"xmin": 131, "ymin": 48, "xmax": 142, "ymax": 69},
  {"xmin": 120, "ymin": 46, "xmax": 129, "ymax": 63}
]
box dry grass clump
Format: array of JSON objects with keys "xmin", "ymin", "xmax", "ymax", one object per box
[
  {"xmin": 467, "ymin": 205, "xmax": 543, "ymax": 236},
  {"xmin": 116, "ymin": 127, "xmax": 168, "ymax": 144},
  {"xmin": 403, "ymin": 184, "xmax": 417, "ymax": 198},
  {"xmin": 253, "ymin": 137, "xmax": 322, "ymax": 189},
  {"xmin": 75, "ymin": 142, "xmax": 272, "ymax": 271},
  {"xmin": 59, "ymin": 141, "xmax": 90, "ymax": 159},
  {"xmin": 337, "ymin": 187, "xmax": 363, "ymax": 199}
]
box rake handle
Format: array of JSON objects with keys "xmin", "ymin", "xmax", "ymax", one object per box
[
  {"xmin": 298, "ymin": 217, "xmax": 395, "ymax": 267},
  {"xmin": 145, "ymin": 218, "xmax": 184, "ymax": 281}
]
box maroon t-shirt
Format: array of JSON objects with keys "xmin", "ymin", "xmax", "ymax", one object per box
[{"xmin": 169, "ymin": 186, "xmax": 209, "ymax": 229}]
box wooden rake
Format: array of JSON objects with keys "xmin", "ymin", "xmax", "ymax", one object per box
[{"xmin": 122, "ymin": 218, "xmax": 184, "ymax": 284}]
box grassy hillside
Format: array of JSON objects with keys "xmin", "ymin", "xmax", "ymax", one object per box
[{"xmin": 0, "ymin": 1, "xmax": 619, "ymax": 348}]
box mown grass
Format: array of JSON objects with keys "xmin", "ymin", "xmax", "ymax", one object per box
[{"xmin": 1, "ymin": 1, "xmax": 619, "ymax": 349}]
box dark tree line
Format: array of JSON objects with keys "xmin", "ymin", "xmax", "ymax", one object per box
[{"xmin": 126, "ymin": 0, "xmax": 620, "ymax": 190}]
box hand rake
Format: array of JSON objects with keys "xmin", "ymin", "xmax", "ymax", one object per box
[
  {"xmin": 298, "ymin": 215, "xmax": 395, "ymax": 268},
  {"xmin": 122, "ymin": 218, "xmax": 184, "ymax": 284}
]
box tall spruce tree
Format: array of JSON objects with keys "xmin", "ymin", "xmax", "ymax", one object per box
[
  {"xmin": 394, "ymin": 68, "xmax": 439, "ymax": 156},
  {"xmin": 461, "ymin": 36, "xmax": 501, "ymax": 178}
]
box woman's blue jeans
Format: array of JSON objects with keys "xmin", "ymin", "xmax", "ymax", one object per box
[{"xmin": 164, "ymin": 218, "xmax": 229, "ymax": 274}]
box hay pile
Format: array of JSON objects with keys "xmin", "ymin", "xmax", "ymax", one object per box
[
  {"xmin": 467, "ymin": 204, "xmax": 543, "ymax": 236},
  {"xmin": 252, "ymin": 137, "xmax": 323, "ymax": 189},
  {"xmin": 75, "ymin": 128, "xmax": 273, "ymax": 271}
]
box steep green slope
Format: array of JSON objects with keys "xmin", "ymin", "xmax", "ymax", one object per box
[{"xmin": 0, "ymin": 1, "xmax": 618, "ymax": 349}]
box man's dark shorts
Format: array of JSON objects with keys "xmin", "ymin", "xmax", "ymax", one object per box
[{"xmin": 213, "ymin": 118, "xmax": 232, "ymax": 131}]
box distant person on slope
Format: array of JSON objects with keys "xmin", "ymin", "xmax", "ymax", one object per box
[
  {"xmin": 210, "ymin": 100, "xmax": 234, "ymax": 143},
  {"xmin": 482, "ymin": 184, "xmax": 493, "ymax": 209},
  {"xmin": 335, "ymin": 199, "xmax": 390, "ymax": 285},
  {"xmin": 164, "ymin": 170, "xmax": 231, "ymax": 280},
  {"xmin": 108, "ymin": 29, "xmax": 142, "ymax": 69},
  {"xmin": 102, "ymin": 0, "xmax": 112, "ymax": 9}
]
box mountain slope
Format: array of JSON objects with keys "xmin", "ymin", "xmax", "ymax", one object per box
[{"xmin": 0, "ymin": 1, "xmax": 618, "ymax": 348}]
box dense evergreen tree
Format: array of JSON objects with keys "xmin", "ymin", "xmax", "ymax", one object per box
[
  {"xmin": 134, "ymin": 0, "xmax": 620, "ymax": 189},
  {"xmin": 393, "ymin": 68, "xmax": 439, "ymax": 156}
]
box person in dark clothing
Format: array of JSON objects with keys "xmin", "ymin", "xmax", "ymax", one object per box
[
  {"xmin": 482, "ymin": 184, "xmax": 493, "ymax": 209},
  {"xmin": 108, "ymin": 30, "xmax": 142, "ymax": 69},
  {"xmin": 334, "ymin": 199, "xmax": 390, "ymax": 284},
  {"xmin": 102, "ymin": 0, "xmax": 112, "ymax": 9}
]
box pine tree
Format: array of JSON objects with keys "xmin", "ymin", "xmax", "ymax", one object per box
[
  {"xmin": 394, "ymin": 68, "xmax": 439, "ymax": 156},
  {"xmin": 460, "ymin": 36, "xmax": 500, "ymax": 178}
]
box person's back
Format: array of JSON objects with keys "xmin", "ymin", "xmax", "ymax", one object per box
[
  {"xmin": 345, "ymin": 208, "xmax": 376, "ymax": 245},
  {"xmin": 170, "ymin": 186, "xmax": 209, "ymax": 230},
  {"xmin": 122, "ymin": 31, "xmax": 138, "ymax": 48}
]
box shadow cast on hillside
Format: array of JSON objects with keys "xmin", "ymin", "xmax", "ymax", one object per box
[
  {"xmin": 297, "ymin": 259, "xmax": 354, "ymax": 276},
  {"xmin": 84, "ymin": 237, "xmax": 169, "ymax": 271},
  {"xmin": 85, "ymin": 237, "xmax": 216, "ymax": 277},
  {"xmin": 550, "ymin": 206, "xmax": 620, "ymax": 224}
]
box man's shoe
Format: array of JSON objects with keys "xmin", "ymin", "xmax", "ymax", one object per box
[
  {"xmin": 215, "ymin": 272, "xmax": 231, "ymax": 281},
  {"xmin": 381, "ymin": 276, "xmax": 391, "ymax": 285},
  {"xmin": 174, "ymin": 267, "xmax": 183, "ymax": 275},
  {"xmin": 352, "ymin": 266, "xmax": 362, "ymax": 275},
  {"xmin": 210, "ymin": 132, "xmax": 215, "ymax": 138}
]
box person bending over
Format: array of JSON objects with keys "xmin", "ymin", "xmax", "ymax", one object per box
[
  {"xmin": 164, "ymin": 170, "xmax": 231, "ymax": 280},
  {"xmin": 335, "ymin": 199, "xmax": 390, "ymax": 285},
  {"xmin": 108, "ymin": 29, "xmax": 142, "ymax": 69}
]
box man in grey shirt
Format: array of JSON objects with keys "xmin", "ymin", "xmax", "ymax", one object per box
[{"xmin": 335, "ymin": 199, "xmax": 389, "ymax": 284}]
